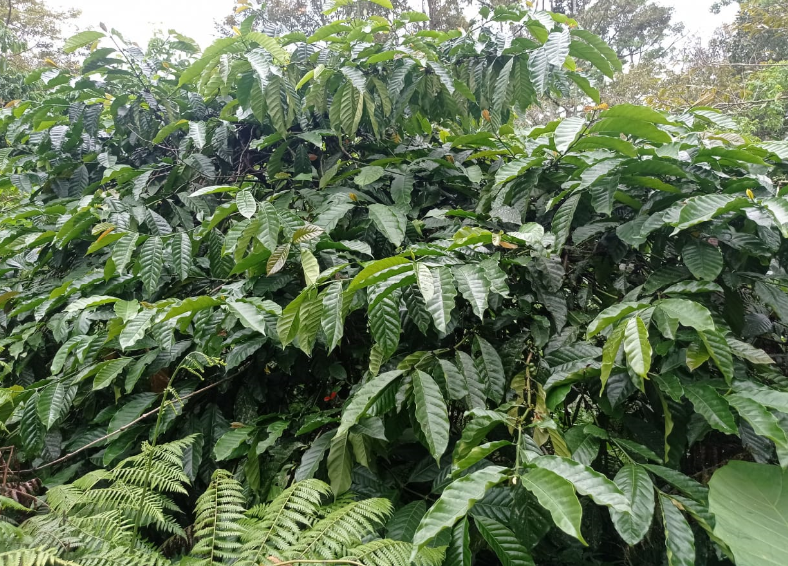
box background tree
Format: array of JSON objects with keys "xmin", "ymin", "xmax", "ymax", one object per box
[{"xmin": 0, "ymin": 0, "xmax": 80, "ymax": 71}]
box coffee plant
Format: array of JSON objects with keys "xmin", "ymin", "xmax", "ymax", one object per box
[{"xmin": 1, "ymin": 3, "xmax": 788, "ymax": 565}]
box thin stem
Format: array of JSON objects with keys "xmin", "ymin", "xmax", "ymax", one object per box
[{"xmin": 20, "ymin": 375, "xmax": 234, "ymax": 473}]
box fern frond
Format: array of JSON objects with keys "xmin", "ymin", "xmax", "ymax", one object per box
[
  {"xmin": 0, "ymin": 548, "xmax": 80, "ymax": 566},
  {"xmin": 113, "ymin": 438, "xmax": 194, "ymax": 495},
  {"xmin": 24, "ymin": 511, "xmax": 132, "ymax": 554},
  {"xmin": 342, "ymin": 539, "xmax": 445, "ymax": 566},
  {"xmin": 286, "ymin": 498, "xmax": 393, "ymax": 561},
  {"xmin": 74, "ymin": 547, "xmax": 168, "ymax": 566},
  {"xmin": 239, "ymin": 479, "xmax": 331, "ymax": 565},
  {"xmin": 188, "ymin": 469, "xmax": 247, "ymax": 565},
  {"xmin": 79, "ymin": 483, "xmax": 184, "ymax": 536}
]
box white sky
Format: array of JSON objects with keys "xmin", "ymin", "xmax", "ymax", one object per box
[{"xmin": 53, "ymin": 0, "xmax": 738, "ymax": 49}]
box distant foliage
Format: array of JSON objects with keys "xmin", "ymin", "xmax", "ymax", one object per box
[{"xmin": 1, "ymin": 2, "xmax": 788, "ymax": 565}]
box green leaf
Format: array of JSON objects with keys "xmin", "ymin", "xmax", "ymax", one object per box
[
  {"xmin": 236, "ymin": 190, "xmax": 257, "ymax": 219},
  {"xmin": 226, "ymin": 300, "xmax": 268, "ymax": 336},
  {"xmin": 171, "ymin": 232, "xmax": 193, "ymax": 281},
  {"xmin": 762, "ymin": 198, "xmax": 788, "ymax": 237},
  {"xmin": 64, "ymin": 31, "xmax": 105, "ymax": 53},
  {"xmin": 674, "ymin": 195, "xmax": 748, "ymax": 231},
  {"xmin": 709, "ymin": 461, "xmax": 788, "ymax": 566},
  {"xmin": 387, "ymin": 500, "xmax": 427, "ymax": 542},
  {"xmin": 552, "ymin": 193, "xmax": 581, "ymax": 252},
  {"xmin": 245, "ymin": 31, "xmax": 289, "ymax": 65},
  {"xmin": 682, "ymin": 240, "xmax": 723, "ymax": 281},
  {"xmin": 214, "ymin": 427, "xmax": 253, "ymax": 461},
  {"xmin": 475, "ymin": 516, "xmax": 535, "ymax": 566},
  {"xmin": 683, "ymin": 383, "xmax": 737, "ymax": 435},
  {"xmin": 609, "ymin": 465, "xmax": 655, "ymax": 545},
  {"xmin": 321, "ymin": 282, "xmax": 345, "ymax": 353},
  {"xmin": 256, "ymin": 201, "xmax": 281, "ymax": 251},
  {"xmin": 453, "ymin": 264, "xmax": 490, "ymax": 320},
  {"xmin": 601, "ymin": 323, "xmax": 625, "ymax": 392},
  {"xmin": 726, "ymin": 394, "xmax": 788, "ymax": 448},
  {"xmin": 36, "ymin": 382, "xmax": 66, "ymax": 430},
  {"xmin": 327, "ymin": 430, "xmax": 353, "ymax": 495},
  {"xmin": 414, "ymin": 263, "xmax": 434, "ymax": 302},
  {"xmin": 119, "ymin": 309, "xmax": 155, "ymax": 350},
  {"xmin": 266, "ymin": 243, "xmax": 291, "ymax": 276},
  {"xmin": 532, "ymin": 455, "xmax": 629, "ymax": 512},
  {"xmin": 337, "ymin": 370, "xmax": 403, "ymax": 436},
  {"xmin": 301, "ymin": 249, "xmax": 320, "ymax": 287},
  {"xmin": 412, "ymin": 370, "xmax": 450, "ymax": 464},
  {"xmin": 412, "ymin": 466, "xmax": 507, "ymax": 549},
  {"xmin": 589, "ymin": 118, "xmax": 671, "ymax": 144},
  {"xmin": 368, "ymin": 204, "xmax": 407, "ymax": 247},
  {"xmin": 660, "ymin": 494, "xmax": 695, "ymax": 566},
  {"xmin": 601, "ymin": 104, "xmax": 673, "ymax": 125},
  {"xmin": 140, "ymin": 236, "xmax": 164, "ymax": 298},
  {"xmin": 658, "ymin": 299, "xmax": 715, "ymax": 333},
  {"xmin": 474, "ymin": 336, "xmax": 506, "ymax": 404},
  {"xmin": 369, "ymin": 292, "xmax": 400, "ymax": 358},
  {"xmin": 355, "ymin": 166, "xmax": 386, "ymax": 186},
  {"xmin": 587, "ymin": 302, "xmax": 649, "ymax": 338},
  {"xmin": 444, "ymin": 518, "xmax": 471, "ymax": 566},
  {"xmin": 623, "ymin": 316, "xmax": 651, "ymax": 382},
  {"xmin": 112, "ymin": 233, "xmax": 138, "ymax": 275},
  {"xmin": 425, "ymin": 267, "xmax": 457, "ymax": 334},
  {"xmin": 153, "ymin": 120, "xmax": 189, "ymax": 143},
  {"xmin": 726, "ymin": 337, "xmax": 774, "ymax": 364},
  {"xmin": 92, "ymin": 358, "xmax": 133, "ymax": 390},
  {"xmin": 521, "ymin": 467, "xmax": 587, "ymax": 545},
  {"xmin": 107, "ymin": 393, "xmax": 157, "ymax": 434},
  {"xmin": 348, "ymin": 257, "xmax": 412, "ymax": 292},
  {"xmin": 554, "ymin": 116, "xmax": 586, "ymax": 153},
  {"xmin": 699, "ymin": 329, "xmax": 734, "ymax": 384}
]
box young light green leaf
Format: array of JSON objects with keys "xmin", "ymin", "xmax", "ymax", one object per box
[
  {"xmin": 236, "ymin": 189, "xmax": 257, "ymax": 219},
  {"xmin": 415, "ymin": 263, "xmax": 434, "ymax": 302},
  {"xmin": 623, "ymin": 316, "xmax": 651, "ymax": 381}
]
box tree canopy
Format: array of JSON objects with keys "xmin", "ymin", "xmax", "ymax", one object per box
[{"xmin": 1, "ymin": 3, "xmax": 788, "ymax": 566}]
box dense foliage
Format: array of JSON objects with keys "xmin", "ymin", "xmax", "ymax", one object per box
[{"xmin": 2, "ymin": 3, "xmax": 788, "ymax": 565}]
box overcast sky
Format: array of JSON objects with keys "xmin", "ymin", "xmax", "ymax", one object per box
[{"xmin": 54, "ymin": 0, "xmax": 739, "ymax": 49}]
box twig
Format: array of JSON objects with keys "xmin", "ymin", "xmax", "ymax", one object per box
[{"xmin": 20, "ymin": 375, "xmax": 234, "ymax": 473}]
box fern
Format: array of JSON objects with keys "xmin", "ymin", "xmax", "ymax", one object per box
[
  {"xmin": 0, "ymin": 548, "xmax": 79, "ymax": 566},
  {"xmin": 188, "ymin": 469, "xmax": 247, "ymax": 565},
  {"xmin": 239, "ymin": 479, "xmax": 332, "ymax": 565},
  {"xmin": 283, "ymin": 498, "xmax": 393, "ymax": 562},
  {"xmin": 342, "ymin": 539, "xmax": 445, "ymax": 566}
]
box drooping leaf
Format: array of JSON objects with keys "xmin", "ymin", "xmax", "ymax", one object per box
[
  {"xmin": 609, "ymin": 464, "xmax": 655, "ymax": 545},
  {"xmin": 412, "ymin": 370, "xmax": 450, "ymax": 464},
  {"xmin": 709, "ymin": 461, "xmax": 788, "ymax": 566},
  {"xmin": 520, "ymin": 467, "xmax": 587, "ymax": 544},
  {"xmin": 413, "ymin": 466, "xmax": 507, "ymax": 550}
]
